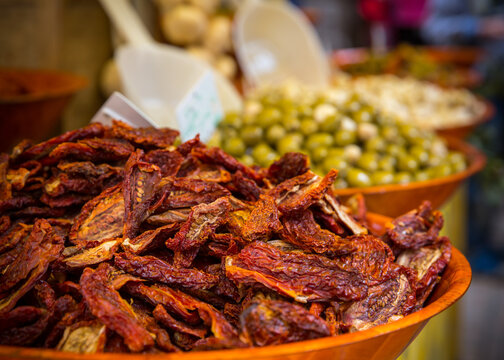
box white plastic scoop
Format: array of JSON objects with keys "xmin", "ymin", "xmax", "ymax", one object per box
[
  {"xmin": 99, "ymin": 0, "xmax": 242, "ymax": 141},
  {"xmin": 233, "ymin": 0, "xmax": 330, "ymax": 90}
]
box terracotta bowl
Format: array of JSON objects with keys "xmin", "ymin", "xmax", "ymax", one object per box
[
  {"xmin": 0, "ymin": 68, "xmax": 88, "ymax": 152},
  {"xmin": 334, "ymin": 137, "xmax": 486, "ymax": 218},
  {"xmin": 435, "ymin": 99, "xmax": 494, "ymax": 139},
  {"xmin": 0, "ymin": 212, "xmax": 471, "ymax": 360}
]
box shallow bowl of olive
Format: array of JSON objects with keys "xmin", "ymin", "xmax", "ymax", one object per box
[{"xmin": 333, "ymin": 137, "xmax": 485, "ymax": 217}]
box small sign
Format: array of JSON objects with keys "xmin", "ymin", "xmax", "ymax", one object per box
[{"xmin": 176, "ymin": 70, "xmax": 223, "ymax": 142}]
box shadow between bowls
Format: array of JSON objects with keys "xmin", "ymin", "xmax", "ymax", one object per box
[
  {"xmin": 334, "ymin": 137, "xmax": 486, "ymax": 218},
  {"xmin": 0, "ymin": 213, "xmax": 471, "ymax": 360}
]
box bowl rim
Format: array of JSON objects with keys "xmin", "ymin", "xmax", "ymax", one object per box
[
  {"xmin": 333, "ymin": 137, "xmax": 486, "ymax": 196},
  {"xmin": 0, "ymin": 68, "xmax": 88, "ymax": 104},
  {"xmin": 0, "ymin": 239, "xmax": 471, "ymax": 359}
]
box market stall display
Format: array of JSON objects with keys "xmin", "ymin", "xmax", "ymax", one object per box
[
  {"xmin": 0, "ymin": 121, "xmax": 467, "ymax": 358},
  {"xmin": 332, "ymin": 44, "xmax": 482, "ymax": 88},
  {"xmin": 333, "ymin": 75, "xmax": 487, "ymax": 133}
]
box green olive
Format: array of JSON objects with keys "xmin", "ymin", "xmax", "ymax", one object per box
[
  {"xmin": 378, "ymin": 156, "xmax": 396, "ymax": 172},
  {"xmin": 346, "ymin": 168, "xmax": 372, "ymax": 187},
  {"xmin": 323, "ymin": 157, "xmax": 348, "ymax": 177},
  {"xmin": 221, "ymin": 127, "xmax": 238, "ymax": 139},
  {"xmin": 429, "ymin": 164, "xmax": 452, "ymax": 179},
  {"xmin": 257, "ymin": 107, "xmax": 282, "ymax": 128},
  {"xmin": 241, "ymin": 125, "xmax": 263, "ymax": 146},
  {"xmin": 365, "ymin": 137, "xmax": 386, "ymax": 152},
  {"xmin": 284, "ymin": 116, "xmax": 301, "ymax": 131},
  {"xmin": 399, "ymin": 124, "xmax": 420, "ymax": 140},
  {"xmin": 343, "ymin": 144, "xmax": 362, "ymax": 164},
  {"xmin": 207, "ymin": 132, "xmax": 221, "ymax": 148},
  {"xmin": 334, "ymin": 130, "xmax": 357, "ymax": 146},
  {"xmin": 320, "ymin": 115, "xmax": 339, "ymax": 132},
  {"xmin": 410, "ymin": 145, "xmax": 429, "ymax": 166},
  {"xmin": 220, "ymin": 112, "xmax": 242, "ymax": 128},
  {"xmin": 448, "ymin": 152, "xmax": 467, "ymax": 173},
  {"xmin": 385, "ymin": 144, "xmax": 404, "ymax": 157},
  {"xmin": 240, "ymin": 154, "xmax": 255, "ymax": 167},
  {"xmin": 356, "ymin": 152, "xmax": 379, "ymax": 172},
  {"xmin": 252, "ymin": 143, "xmax": 277, "ymax": 167},
  {"xmin": 277, "ymin": 134, "xmax": 302, "ymax": 155},
  {"xmin": 223, "ymin": 137, "xmax": 246, "ymax": 157},
  {"xmin": 297, "ymin": 104, "xmax": 313, "ymax": 117},
  {"xmin": 354, "ymin": 108, "xmax": 372, "ymax": 122},
  {"xmin": 266, "ymin": 124, "xmax": 286, "ymax": 145},
  {"xmin": 397, "ymin": 155, "xmax": 419, "ymax": 172},
  {"xmin": 300, "ymin": 118, "xmax": 318, "ymax": 136},
  {"xmin": 371, "ymin": 171, "xmax": 394, "ymax": 186},
  {"xmin": 306, "ymin": 133, "xmax": 334, "ymax": 151},
  {"xmin": 327, "ymin": 148, "xmax": 345, "ymax": 159},
  {"xmin": 395, "ymin": 172, "xmax": 412, "ymax": 184},
  {"xmin": 381, "ymin": 125, "xmax": 399, "ymax": 141},
  {"xmin": 415, "ymin": 171, "xmax": 430, "ymax": 182},
  {"xmin": 311, "ymin": 147, "xmax": 329, "ymax": 164},
  {"xmin": 333, "ymin": 178, "xmax": 348, "ymax": 189}
]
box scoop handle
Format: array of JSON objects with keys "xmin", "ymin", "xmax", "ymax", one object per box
[{"xmin": 99, "ymin": 0, "xmax": 154, "ymax": 46}]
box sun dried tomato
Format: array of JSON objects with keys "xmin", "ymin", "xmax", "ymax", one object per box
[
  {"xmin": 191, "ymin": 147, "xmax": 262, "ymax": 183},
  {"xmin": 167, "ymin": 197, "xmax": 232, "ymax": 267},
  {"xmin": 0, "ymin": 220, "xmax": 63, "ymax": 314},
  {"xmin": 114, "ymin": 252, "xmax": 218, "ymax": 290},
  {"xmin": 69, "ymin": 185, "xmax": 124, "ymax": 248},
  {"xmin": 40, "ymin": 193, "xmax": 92, "ymax": 208},
  {"xmin": 63, "ymin": 238, "xmax": 122, "ymax": 269},
  {"xmin": 122, "ymin": 223, "xmax": 179, "ymax": 254},
  {"xmin": 0, "ymin": 195, "xmax": 38, "ymax": 214},
  {"xmin": 266, "ymin": 152, "xmax": 310, "ymax": 185},
  {"xmin": 56, "ymin": 320, "xmax": 108, "ymax": 353},
  {"xmin": 80, "ymin": 263, "xmax": 154, "ymax": 352},
  {"xmin": 240, "ymin": 299, "xmax": 330, "ymax": 347},
  {"xmin": 49, "ymin": 138, "xmax": 134, "ymax": 163},
  {"xmin": 229, "ymin": 170, "xmax": 262, "ymax": 201},
  {"xmin": 241, "ymin": 195, "xmax": 282, "ymax": 243},
  {"xmin": 107, "ymin": 120, "xmax": 179, "ymax": 149},
  {"xmin": 12, "ymin": 123, "xmax": 105, "ymax": 164},
  {"xmin": 153, "ymin": 304, "xmax": 207, "ymax": 338},
  {"xmin": 341, "ymin": 273, "xmax": 416, "ymax": 332},
  {"xmin": 152, "ymin": 177, "xmax": 230, "ymax": 213},
  {"xmin": 386, "ymin": 201, "xmax": 444, "ymax": 251},
  {"xmin": 396, "ymin": 236, "xmax": 451, "ymax": 306},
  {"xmin": 144, "ymin": 149, "xmax": 183, "ymax": 177},
  {"xmin": 123, "ymin": 150, "xmax": 162, "ymax": 239},
  {"xmin": 146, "ymin": 208, "xmax": 190, "ymax": 226},
  {"xmin": 226, "ymin": 241, "xmax": 368, "ymax": 303}
]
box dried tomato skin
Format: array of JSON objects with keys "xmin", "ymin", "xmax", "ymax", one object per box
[
  {"xmin": 69, "ymin": 184, "xmax": 124, "ymax": 248},
  {"xmin": 0, "ymin": 220, "xmax": 63, "ymax": 314},
  {"xmin": 266, "ymin": 152, "xmax": 310, "ymax": 185},
  {"xmin": 144, "ymin": 149, "xmax": 183, "ymax": 177},
  {"xmin": 12, "ymin": 123, "xmax": 105, "ymax": 163},
  {"xmin": 80, "ymin": 263, "xmax": 154, "ymax": 352},
  {"xmin": 123, "ymin": 150, "xmax": 162, "ymax": 239},
  {"xmin": 107, "ymin": 120, "xmax": 179, "ymax": 149},
  {"xmin": 122, "ymin": 223, "xmax": 179, "ymax": 254},
  {"xmin": 240, "ymin": 299, "xmax": 330, "ymax": 347},
  {"xmin": 229, "ymin": 171, "xmax": 262, "ymax": 201},
  {"xmin": 241, "ymin": 195, "xmax": 282, "ymax": 243},
  {"xmin": 114, "ymin": 252, "xmax": 218, "ymax": 290},
  {"xmin": 226, "ymin": 241, "xmax": 369, "ymax": 303},
  {"xmin": 153, "ymin": 304, "xmax": 207, "ymax": 338},
  {"xmin": 386, "ymin": 201, "xmax": 443, "ymax": 252},
  {"xmin": 48, "ymin": 138, "xmax": 134, "ymax": 163}
]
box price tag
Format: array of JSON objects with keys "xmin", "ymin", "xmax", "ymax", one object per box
[{"xmin": 176, "ymin": 70, "xmax": 223, "ymax": 142}]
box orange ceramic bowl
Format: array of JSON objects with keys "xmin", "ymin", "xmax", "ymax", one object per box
[
  {"xmin": 0, "ymin": 68, "xmax": 87, "ymax": 152},
  {"xmin": 435, "ymin": 99, "xmax": 494, "ymax": 139},
  {"xmin": 0, "ymin": 213, "xmax": 471, "ymax": 360},
  {"xmin": 334, "ymin": 137, "xmax": 486, "ymax": 218}
]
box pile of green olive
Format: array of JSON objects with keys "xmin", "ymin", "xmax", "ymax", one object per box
[{"xmin": 209, "ymin": 90, "xmax": 467, "ymax": 188}]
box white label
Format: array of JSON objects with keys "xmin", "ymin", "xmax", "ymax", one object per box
[{"xmin": 176, "ymin": 70, "xmax": 223, "ymax": 142}]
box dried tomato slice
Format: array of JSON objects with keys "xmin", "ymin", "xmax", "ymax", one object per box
[
  {"xmin": 225, "ymin": 241, "xmax": 368, "ymax": 302},
  {"xmin": 49, "ymin": 138, "xmax": 134, "ymax": 163},
  {"xmin": 107, "ymin": 120, "xmax": 179, "ymax": 149},
  {"xmin": 266, "ymin": 152, "xmax": 310, "ymax": 185},
  {"xmin": 240, "ymin": 299, "xmax": 330, "ymax": 347},
  {"xmin": 80, "ymin": 263, "xmax": 154, "ymax": 352}
]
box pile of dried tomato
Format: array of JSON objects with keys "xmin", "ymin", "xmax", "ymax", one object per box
[{"xmin": 0, "ymin": 121, "xmax": 451, "ymax": 353}]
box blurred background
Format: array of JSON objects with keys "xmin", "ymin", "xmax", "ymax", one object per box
[{"xmin": 1, "ymin": 0, "xmax": 503, "ymax": 359}]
